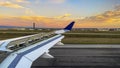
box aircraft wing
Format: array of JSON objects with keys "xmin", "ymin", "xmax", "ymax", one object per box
[{"xmin": 0, "ymin": 21, "xmax": 75, "ymax": 68}]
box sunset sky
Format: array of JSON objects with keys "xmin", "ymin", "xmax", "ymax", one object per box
[{"xmin": 0, "ymin": 0, "xmax": 120, "ymax": 28}]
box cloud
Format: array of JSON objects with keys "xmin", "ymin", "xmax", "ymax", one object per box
[
  {"xmin": 48, "ymin": 0, "xmax": 66, "ymax": 4},
  {"xmin": 0, "ymin": 16, "xmax": 72, "ymax": 28},
  {"xmin": 0, "ymin": 1, "xmax": 24, "ymax": 8},
  {"xmin": 73, "ymin": 6, "xmax": 120, "ymax": 28},
  {"xmin": 24, "ymin": 8, "xmax": 35, "ymax": 15},
  {"xmin": 81, "ymin": 5, "xmax": 120, "ymax": 24},
  {"xmin": 15, "ymin": 0, "xmax": 26, "ymax": 2},
  {"xmin": 15, "ymin": 0, "xmax": 29, "ymax": 3},
  {"xmin": 55, "ymin": 13, "xmax": 72, "ymax": 19}
]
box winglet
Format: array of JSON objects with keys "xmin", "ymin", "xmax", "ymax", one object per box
[
  {"xmin": 54, "ymin": 21, "xmax": 75, "ymax": 34},
  {"xmin": 64, "ymin": 21, "xmax": 75, "ymax": 30}
]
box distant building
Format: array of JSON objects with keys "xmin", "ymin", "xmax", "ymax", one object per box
[
  {"xmin": 97, "ymin": 28, "xmax": 110, "ymax": 31},
  {"xmin": 117, "ymin": 28, "xmax": 120, "ymax": 31},
  {"xmin": 73, "ymin": 28, "xmax": 98, "ymax": 31},
  {"xmin": 33, "ymin": 22, "xmax": 36, "ymax": 30},
  {"xmin": 109, "ymin": 28, "xmax": 117, "ymax": 31},
  {"xmin": 15, "ymin": 28, "xmax": 26, "ymax": 30},
  {"xmin": 73, "ymin": 28, "xmax": 120, "ymax": 31},
  {"xmin": 97, "ymin": 28, "xmax": 120, "ymax": 31}
]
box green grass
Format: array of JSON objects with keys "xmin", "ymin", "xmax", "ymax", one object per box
[
  {"xmin": 69, "ymin": 30, "xmax": 120, "ymax": 34},
  {"xmin": 0, "ymin": 33, "xmax": 34, "ymax": 40},
  {"xmin": 63, "ymin": 33, "xmax": 120, "ymax": 38},
  {"xmin": 63, "ymin": 33, "xmax": 120, "ymax": 44},
  {"xmin": 62, "ymin": 38, "xmax": 120, "ymax": 44},
  {"xmin": 0, "ymin": 30, "xmax": 52, "ymax": 33}
]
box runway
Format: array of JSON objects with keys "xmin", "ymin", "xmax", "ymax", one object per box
[
  {"xmin": 65, "ymin": 33, "xmax": 120, "ymax": 35},
  {"xmin": 53, "ymin": 44, "xmax": 120, "ymax": 48},
  {"xmin": 32, "ymin": 44, "xmax": 120, "ymax": 68}
]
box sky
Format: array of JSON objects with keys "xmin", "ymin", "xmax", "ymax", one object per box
[{"xmin": 0, "ymin": 0, "xmax": 120, "ymax": 28}]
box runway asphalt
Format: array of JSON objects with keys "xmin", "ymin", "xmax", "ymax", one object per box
[
  {"xmin": 32, "ymin": 44, "xmax": 120, "ymax": 68},
  {"xmin": 65, "ymin": 33, "xmax": 120, "ymax": 35}
]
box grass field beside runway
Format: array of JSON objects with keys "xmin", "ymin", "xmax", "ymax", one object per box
[
  {"xmin": 0, "ymin": 30, "xmax": 51, "ymax": 40},
  {"xmin": 0, "ymin": 30, "xmax": 120, "ymax": 44},
  {"xmin": 69, "ymin": 30, "xmax": 120, "ymax": 34},
  {"xmin": 62, "ymin": 38, "xmax": 120, "ymax": 44},
  {"xmin": 64, "ymin": 33, "xmax": 120, "ymax": 38},
  {"xmin": 0, "ymin": 30, "xmax": 51, "ymax": 33},
  {"xmin": 62, "ymin": 33, "xmax": 120, "ymax": 44},
  {"xmin": 0, "ymin": 33, "xmax": 34, "ymax": 40}
]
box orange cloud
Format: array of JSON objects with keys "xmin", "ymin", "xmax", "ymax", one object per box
[
  {"xmin": 0, "ymin": 1, "xmax": 24, "ymax": 8},
  {"xmin": 0, "ymin": 16, "xmax": 72, "ymax": 28},
  {"xmin": 73, "ymin": 6, "xmax": 120, "ymax": 28},
  {"xmin": 15, "ymin": 0, "xmax": 29, "ymax": 3},
  {"xmin": 16, "ymin": 0, "xmax": 26, "ymax": 2},
  {"xmin": 55, "ymin": 13, "xmax": 72, "ymax": 19},
  {"xmin": 24, "ymin": 8, "xmax": 35, "ymax": 15},
  {"xmin": 80, "ymin": 6, "xmax": 120, "ymax": 24}
]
